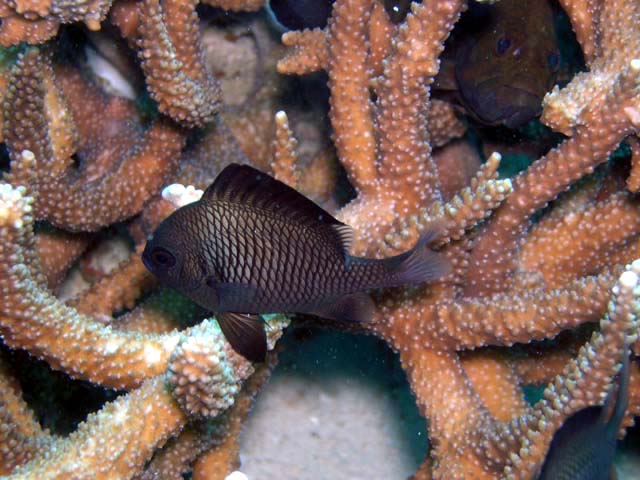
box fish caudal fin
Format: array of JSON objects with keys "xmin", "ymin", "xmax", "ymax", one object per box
[
  {"xmin": 604, "ymin": 346, "xmax": 631, "ymax": 435},
  {"xmin": 216, "ymin": 312, "xmax": 267, "ymax": 363},
  {"xmin": 383, "ymin": 225, "xmax": 451, "ymax": 287}
]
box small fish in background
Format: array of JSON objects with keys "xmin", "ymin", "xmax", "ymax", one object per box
[
  {"xmin": 434, "ymin": 0, "xmax": 565, "ymax": 128},
  {"xmin": 383, "ymin": 0, "xmax": 416, "ymax": 24},
  {"xmin": 266, "ymin": 0, "xmax": 334, "ymax": 31},
  {"xmin": 535, "ymin": 348, "xmax": 631, "ymax": 480},
  {"xmin": 143, "ymin": 164, "xmax": 449, "ymax": 362},
  {"xmin": 266, "ymin": 0, "xmax": 419, "ymax": 30},
  {"xmin": 267, "ymin": 0, "xmax": 565, "ymax": 128}
]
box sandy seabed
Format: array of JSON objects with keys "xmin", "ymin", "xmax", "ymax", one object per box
[{"xmin": 240, "ymin": 330, "xmax": 426, "ymax": 480}]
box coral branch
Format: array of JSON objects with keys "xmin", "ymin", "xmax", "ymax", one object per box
[
  {"xmin": 0, "ymin": 357, "xmax": 53, "ymax": 474},
  {"xmin": 1, "ymin": 0, "xmax": 639, "ymax": 477},
  {"xmin": 501, "ymin": 261, "xmax": 640, "ymax": 478},
  {"xmin": 327, "ymin": 0, "xmax": 378, "ymax": 193},
  {"xmin": 137, "ymin": 0, "xmax": 220, "ymax": 127},
  {"xmin": 9, "ymin": 377, "xmax": 187, "ymax": 479}
]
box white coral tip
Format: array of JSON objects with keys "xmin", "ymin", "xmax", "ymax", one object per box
[
  {"xmin": 275, "ymin": 110, "xmax": 288, "ymax": 123},
  {"xmin": 162, "ymin": 183, "xmax": 203, "ymax": 207},
  {"xmin": 225, "ymin": 472, "xmax": 249, "ymax": 480},
  {"xmin": 619, "ymin": 270, "xmax": 638, "ymax": 290},
  {"xmin": 20, "ymin": 149, "xmax": 35, "ymax": 161},
  {"xmin": 488, "ymin": 151, "xmax": 502, "ymax": 162}
]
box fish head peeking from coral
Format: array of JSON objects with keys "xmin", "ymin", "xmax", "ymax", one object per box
[
  {"xmin": 435, "ymin": 0, "xmax": 564, "ymax": 129},
  {"xmin": 266, "ymin": 0, "xmax": 414, "ymax": 30},
  {"xmin": 143, "ymin": 164, "xmax": 450, "ymax": 363}
]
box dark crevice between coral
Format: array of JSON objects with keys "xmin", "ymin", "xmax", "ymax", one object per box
[{"xmin": 0, "ymin": 344, "xmax": 120, "ymax": 435}]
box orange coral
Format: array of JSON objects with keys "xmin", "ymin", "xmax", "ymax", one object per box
[
  {"xmin": 278, "ymin": 0, "xmax": 640, "ymax": 477},
  {"xmin": 0, "ymin": 0, "xmax": 639, "ymax": 478},
  {"xmin": 135, "ymin": 0, "xmax": 221, "ymax": 127},
  {"xmin": 3, "ymin": 48, "xmax": 186, "ymax": 232},
  {"xmin": 0, "ymin": 0, "xmax": 110, "ymax": 46}
]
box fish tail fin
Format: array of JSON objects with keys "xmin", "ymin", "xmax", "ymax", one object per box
[
  {"xmin": 604, "ymin": 346, "xmax": 631, "ymax": 433},
  {"xmin": 383, "ymin": 224, "xmax": 451, "ymax": 287}
]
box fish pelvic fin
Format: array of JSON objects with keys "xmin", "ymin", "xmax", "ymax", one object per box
[
  {"xmin": 383, "ymin": 224, "xmax": 451, "ymax": 287},
  {"xmin": 216, "ymin": 312, "xmax": 267, "ymax": 363},
  {"xmin": 311, "ymin": 292, "xmax": 375, "ymax": 323}
]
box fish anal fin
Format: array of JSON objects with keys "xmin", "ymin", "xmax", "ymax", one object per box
[
  {"xmin": 216, "ymin": 312, "xmax": 266, "ymax": 363},
  {"xmin": 312, "ymin": 292, "xmax": 375, "ymax": 323}
]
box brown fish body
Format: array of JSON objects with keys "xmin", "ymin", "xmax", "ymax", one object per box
[
  {"xmin": 143, "ymin": 164, "xmax": 448, "ymax": 361},
  {"xmin": 183, "ymin": 199, "xmax": 412, "ymax": 315}
]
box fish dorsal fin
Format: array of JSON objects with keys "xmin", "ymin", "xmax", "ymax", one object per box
[
  {"xmin": 204, "ymin": 163, "xmax": 353, "ymax": 253},
  {"xmin": 332, "ymin": 224, "xmax": 353, "ymax": 253}
]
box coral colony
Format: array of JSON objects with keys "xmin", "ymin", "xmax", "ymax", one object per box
[{"xmin": 0, "ymin": 0, "xmax": 640, "ymax": 478}]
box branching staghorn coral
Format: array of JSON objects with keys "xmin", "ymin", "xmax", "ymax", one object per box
[
  {"xmin": 3, "ymin": 47, "xmax": 187, "ymax": 232},
  {"xmin": 0, "ymin": 0, "xmax": 112, "ymax": 45},
  {"xmin": 277, "ymin": 0, "xmax": 640, "ymax": 477},
  {"xmin": 0, "ymin": 0, "xmax": 639, "ymax": 479},
  {"xmin": 0, "ymin": 151, "xmax": 289, "ymax": 476}
]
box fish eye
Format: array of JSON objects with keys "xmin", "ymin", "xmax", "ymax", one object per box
[
  {"xmin": 150, "ymin": 247, "xmax": 176, "ymax": 268},
  {"xmin": 547, "ymin": 51, "xmax": 560, "ymax": 71},
  {"xmin": 496, "ymin": 36, "xmax": 511, "ymax": 56},
  {"xmin": 205, "ymin": 276, "xmax": 217, "ymax": 288}
]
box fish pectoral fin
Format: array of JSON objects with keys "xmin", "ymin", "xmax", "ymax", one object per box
[
  {"xmin": 312, "ymin": 292, "xmax": 375, "ymax": 323},
  {"xmin": 216, "ymin": 312, "xmax": 267, "ymax": 363}
]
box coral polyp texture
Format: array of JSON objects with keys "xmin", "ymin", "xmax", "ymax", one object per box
[{"xmin": 0, "ymin": 0, "xmax": 639, "ymax": 478}]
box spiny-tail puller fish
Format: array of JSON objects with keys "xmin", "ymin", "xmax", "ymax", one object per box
[{"xmin": 142, "ymin": 164, "xmax": 449, "ymax": 362}]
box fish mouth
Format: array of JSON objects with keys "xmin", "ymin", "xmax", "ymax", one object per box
[{"xmin": 458, "ymin": 79, "xmax": 543, "ymax": 128}]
